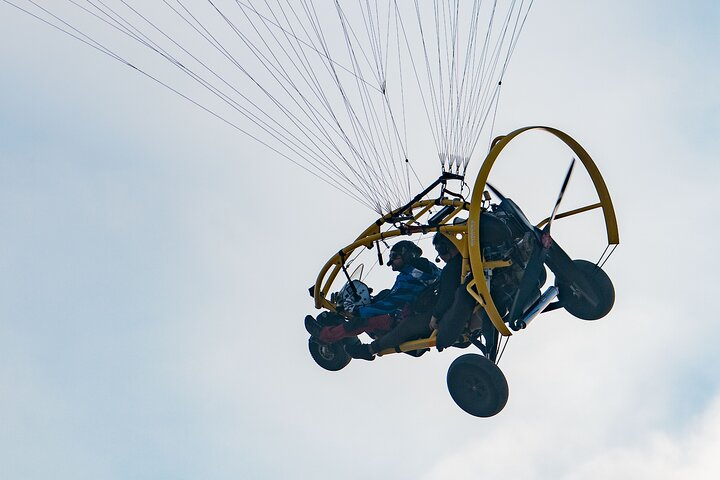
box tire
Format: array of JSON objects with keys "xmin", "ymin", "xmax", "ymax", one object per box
[
  {"xmin": 447, "ymin": 354, "xmax": 509, "ymax": 417},
  {"xmin": 308, "ymin": 339, "xmax": 351, "ymax": 371},
  {"xmin": 555, "ymin": 259, "xmax": 615, "ymax": 320}
]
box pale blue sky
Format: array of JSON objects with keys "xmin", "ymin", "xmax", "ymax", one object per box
[{"xmin": 1, "ymin": 2, "xmax": 719, "ymax": 479}]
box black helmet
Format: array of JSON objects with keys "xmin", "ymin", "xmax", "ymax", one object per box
[
  {"xmin": 432, "ymin": 232, "xmax": 456, "ymax": 255},
  {"xmin": 387, "ymin": 240, "xmax": 422, "ymax": 266}
]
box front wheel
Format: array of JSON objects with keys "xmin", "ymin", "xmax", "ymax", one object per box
[
  {"xmin": 308, "ymin": 339, "xmax": 351, "ymax": 371},
  {"xmin": 447, "ymin": 354, "xmax": 509, "ymax": 417}
]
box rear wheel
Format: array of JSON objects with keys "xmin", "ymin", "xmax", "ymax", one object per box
[
  {"xmin": 308, "ymin": 339, "xmax": 351, "ymax": 371},
  {"xmin": 555, "ymin": 259, "xmax": 615, "ymax": 320},
  {"xmin": 447, "ymin": 354, "xmax": 509, "ymax": 417}
]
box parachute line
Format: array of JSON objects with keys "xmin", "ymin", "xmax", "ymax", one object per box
[{"xmin": 2, "ymin": 0, "xmax": 534, "ymax": 214}]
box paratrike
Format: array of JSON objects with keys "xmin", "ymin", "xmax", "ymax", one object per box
[{"xmin": 305, "ymin": 126, "xmax": 619, "ymax": 417}]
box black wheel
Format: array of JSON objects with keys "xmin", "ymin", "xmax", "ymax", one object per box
[
  {"xmin": 308, "ymin": 339, "xmax": 351, "ymax": 371},
  {"xmin": 555, "ymin": 259, "xmax": 615, "ymax": 320},
  {"xmin": 447, "ymin": 354, "xmax": 509, "ymax": 417}
]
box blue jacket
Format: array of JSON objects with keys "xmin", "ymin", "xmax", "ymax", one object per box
[{"xmin": 357, "ymin": 258, "xmax": 441, "ymax": 318}]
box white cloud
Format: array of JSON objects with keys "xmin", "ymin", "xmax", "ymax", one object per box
[
  {"xmin": 420, "ymin": 391, "xmax": 720, "ymax": 480},
  {"xmin": 2, "ymin": 1, "xmax": 720, "ymax": 479},
  {"xmin": 565, "ymin": 392, "xmax": 720, "ymax": 480}
]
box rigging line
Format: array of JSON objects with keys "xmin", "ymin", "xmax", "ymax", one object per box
[
  {"xmin": 408, "ymin": 0, "xmax": 441, "ymax": 158},
  {"xmin": 391, "ymin": 6, "xmax": 408, "ymax": 157},
  {"xmin": 393, "ymin": 7, "xmax": 410, "ymax": 198},
  {"xmin": 85, "ymin": 1, "xmax": 161, "ymax": 50},
  {"xmin": 194, "ymin": 2, "xmax": 381, "ymax": 198},
  {"xmin": 381, "ymin": 2, "xmax": 411, "ymax": 200},
  {"xmin": 74, "ymin": 2, "xmax": 376, "ymax": 206},
  {"xmin": 462, "ymin": 4, "xmax": 520, "ymax": 156},
  {"xmin": 442, "ymin": 0, "xmax": 461, "ymax": 166},
  {"xmin": 497, "ymin": 0, "xmax": 534, "ymax": 79},
  {"xmin": 282, "ymin": 0, "xmax": 382, "ymax": 183},
  {"xmin": 8, "ymin": 2, "xmax": 380, "ymax": 210},
  {"xmin": 484, "ymin": 81, "xmax": 503, "ymax": 164},
  {"xmin": 456, "ymin": 0, "xmax": 482, "ymax": 124},
  {"xmin": 301, "ymin": 4, "xmax": 390, "ymax": 207},
  {"xmin": 460, "ymin": 42, "xmax": 499, "ymax": 148},
  {"xmin": 466, "ymin": 80, "xmax": 502, "ymax": 159},
  {"xmin": 334, "ymin": 1, "xmax": 404, "ymax": 191},
  {"xmin": 598, "ymin": 244, "xmax": 617, "ymax": 270},
  {"xmin": 378, "ymin": 86, "xmax": 413, "ymax": 201},
  {"xmin": 476, "ymin": 1, "xmax": 519, "ymax": 97},
  {"xmin": 342, "ymin": 1, "xmax": 409, "ymax": 203},
  {"xmin": 449, "ymin": 0, "xmax": 465, "ymax": 171},
  {"xmin": 175, "ymin": 1, "xmax": 342, "ymax": 143},
  {"xmin": 414, "ymin": 0, "xmax": 443, "ymax": 155},
  {"xmin": 251, "ymin": 1, "xmax": 381, "ymax": 191},
  {"xmin": 351, "ymin": 0, "xmax": 412, "ymax": 199},
  {"xmin": 285, "ymin": 0, "xmax": 393, "ymax": 205},
  {"xmin": 496, "ymin": 334, "xmax": 509, "ymax": 365},
  {"xmin": 433, "ymin": 0, "xmax": 448, "ymax": 160},
  {"xmin": 440, "ymin": 0, "xmax": 460, "ymax": 171},
  {"xmin": 101, "ymin": 0, "xmax": 328, "ymax": 167},
  {"xmin": 453, "ymin": 0, "xmax": 476, "ymax": 173},
  {"xmin": 386, "ymin": 5, "xmax": 411, "ymax": 198},
  {"xmin": 322, "ymin": 2, "xmax": 405, "ymax": 207},
  {"xmin": 443, "ymin": 0, "xmax": 461, "ymax": 166},
  {"xmin": 227, "ymin": 0, "xmax": 382, "ymax": 94},
  {"xmin": 382, "ymin": 0, "xmax": 392, "ymax": 92},
  {"xmin": 335, "ymin": 33, "xmax": 398, "ymax": 201},
  {"xmin": 215, "ymin": 3, "xmax": 367, "ymax": 187},
  {"xmin": 457, "ymin": 4, "xmax": 488, "ymax": 163},
  {"xmin": 474, "ymin": 0, "xmax": 501, "ymax": 96},
  {"xmin": 466, "ymin": 1, "xmax": 532, "ymax": 156},
  {"xmin": 145, "ymin": 1, "xmax": 363, "ymax": 190},
  {"xmin": 468, "ymin": 1, "xmax": 522, "ymax": 140},
  {"xmin": 357, "ymin": 0, "xmax": 385, "ymax": 86},
  {"xmin": 462, "ymin": 0, "xmax": 500, "ymax": 132},
  {"xmin": 140, "ymin": 51, "xmax": 376, "ymax": 205},
  {"xmin": 394, "ymin": 0, "xmax": 441, "ymax": 157},
  {"xmin": 355, "ymin": 0, "xmax": 403, "ymax": 167},
  {"xmin": 302, "ymin": 1, "xmax": 398, "ymax": 208},
  {"xmin": 454, "ymin": 0, "xmax": 483, "ymax": 166},
  {"xmin": 8, "ymin": 0, "xmax": 127, "ymax": 63}
]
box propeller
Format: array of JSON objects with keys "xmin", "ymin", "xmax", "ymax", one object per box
[
  {"xmin": 508, "ymin": 158, "xmax": 576, "ymax": 324},
  {"xmin": 485, "ymin": 182, "xmax": 507, "ymax": 201}
]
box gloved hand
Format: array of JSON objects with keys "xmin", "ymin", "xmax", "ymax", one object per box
[{"xmin": 342, "ymin": 299, "xmax": 360, "ymax": 316}]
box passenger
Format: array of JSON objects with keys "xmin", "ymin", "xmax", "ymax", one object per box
[
  {"xmin": 304, "ymin": 240, "xmax": 440, "ymax": 358},
  {"xmin": 428, "ymin": 233, "xmax": 463, "ymax": 331},
  {"xmin": 345, "ymin": 232, "xmax": 463, "ymax": 360}
]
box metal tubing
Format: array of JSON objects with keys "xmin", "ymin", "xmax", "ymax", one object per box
[{"xmin": 512, "ymin": 286, "xmax": 559, "ymax": 330}]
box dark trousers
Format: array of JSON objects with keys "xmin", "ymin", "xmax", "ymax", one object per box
[
  {"xmin": 370, "ymin": 312, "xmax": 432, "ymax": 352},
  {"xmin": 436, "ymin": 287, "xmax": 476, "ymax": 349}
]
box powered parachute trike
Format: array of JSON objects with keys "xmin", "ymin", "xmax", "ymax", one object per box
[
  {"xmin": 306, "ymin": 126, "xmax": 619, "ymax": 417},
  {"xmin": 1, "ymin": 1, "xmax": 619, "ymax": 417}
]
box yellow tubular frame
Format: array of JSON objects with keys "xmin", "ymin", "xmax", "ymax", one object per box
[
  {"xmin": 468, "ymin": 126, "xmax": 619, "ymax": 336},
  {"xmin": 313, "ymin": 198, "xmax": 469, "ymax": 310},
  {"xmin": 313, "ymin": 126, "xmax": 619, "ymax": 351}
]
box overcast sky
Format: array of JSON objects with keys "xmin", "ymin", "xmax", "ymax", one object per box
[{"xmin": 1, "ymin": 1, "xmax": 719, "ymax": 479}]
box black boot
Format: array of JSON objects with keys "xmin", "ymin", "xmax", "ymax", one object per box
[
  {"xmin": 345, "ymin": 343, "xmax": 375, "ymax": 361},
  {"xmin": 304, "ymin": 315, "xmax": 323, "ymax": 338}
]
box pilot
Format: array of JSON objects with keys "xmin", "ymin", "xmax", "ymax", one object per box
[
  {"xmin": 304, "ymin": 240, "xmax": 440, "ymax": 357},
  {"xmin": 344, "ymin": 233, "xmax": 464, "ymax": 360}
]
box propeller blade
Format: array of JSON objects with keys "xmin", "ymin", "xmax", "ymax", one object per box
[
  {"xmin": 546, "ymin": 158, "xmax": 576, "ymax": 234},
  {"xmin": 485, "ymin": 182, "xmax": 506, "ymax": 201}
]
